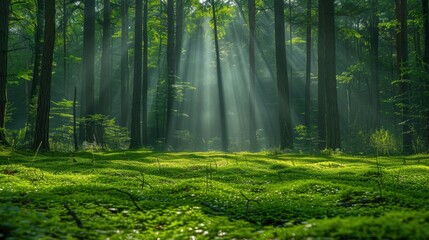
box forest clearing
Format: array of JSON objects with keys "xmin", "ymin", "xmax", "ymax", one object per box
[{"xmin": 1, "ymin": 149, "xmax": 429, "ymax": 239}]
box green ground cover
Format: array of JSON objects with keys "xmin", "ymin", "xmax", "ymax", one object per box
[{"xmin": 1, "ymin": 149, "xmax": 429, "ymax": 239}]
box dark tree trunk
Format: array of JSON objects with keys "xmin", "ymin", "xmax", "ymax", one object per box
[
  {"xmin": 175, "ymin": 0, "xmax": 184, "ymax": 72},
  {"xmin": 0, "ymin": 0, "xmax": 10, "ymax": 146},
  {"xmin": 129, "ymin": 0, "xmax": 143, "ymax": 149},
  {"xmin": 25, "ymin": 0, "xmax": 44, "ymax": 144},
  {"xmin": 211, "ymin": 0, "xmax": 229, "ymax": 151},
  {"xmin": 33, "ymin": 0, "xmax": 55, "ymax": 151},
  {"xmin": 73, "ymin": 86, "xmax": 78, "ymax": 151},
  {"xmin": 120, "ymin": 0, "xmax": 129, "ymax": 127},
  {"xmin": 99, "ymin": 0, "xmax": 112, "ymax": 116},
  {"xmin": 142, "ymin": 0, "xmax": 148, "ymax": 145},
  {"xmin": 63, "ymin": 0, "xmax": 67, "ymax": 97},
  {"xmin": 83, "ymin": 0, "xmax": 96, "ymax": 142},
  {"xmin": 369, "ymin": 0, "xmax": 380, "ymax": 129},
  {"xmin": 423, "ymin": 0, "xmax": 429, "ymax": 149},
  {"xmin": 249, "ymin": 0, "xmax": 257, "ymax": 151},
  {"xmin": 317, "ymin": 0, "xmax": 326, "ymax": 149},
  {"xmin": 165, "ymin": 0, "xmax": 175, "ymax": 148},
  {"xmin": 304, "ymin": 0, "xmax": 312, "ymax": 129},
  {"xmin": 319, "ymin": 0, "xmax": 340, "ymax": 150},
  {"xmin": 275, "ymin": 0, "xmax": 293, "ymax": 149},
  {"xmin": 395, "ymin": 0, "xmax": 412, "ymax": 154}
]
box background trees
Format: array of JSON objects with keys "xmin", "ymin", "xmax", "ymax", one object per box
[{"xmin": 0, "ymin": 0, "xmax": 428, "ymax": 154}]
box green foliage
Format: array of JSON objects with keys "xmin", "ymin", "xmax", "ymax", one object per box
[
  {"xmin": 370, "ymin": 128, "xmax": 398, "ymax": 155},
  {"xmin": 1, "ymin": 150, "xmax": 428, "ymax": 239}
]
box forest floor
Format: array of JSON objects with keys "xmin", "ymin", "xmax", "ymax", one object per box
[{"xmin": 1, "ymin": 149, "xmax": 429, "ymax": 239}]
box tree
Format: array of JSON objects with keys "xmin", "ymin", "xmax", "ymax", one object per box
[
  {"xmin": 83, "ymin": 0, "xmax": 96, "ymax": 142},
  {"xmin": 120, "ymin": 0, "xmax": 129, "ymax": 127},
  {"xmin": 129, "ymin": 0, "xmax": 143, "ymax": 149},
  {"xmin": 304, "ymin": 0, "xmax": 312, "ymax": 129},
  {"xmin": 249, "ymin": 0, "xmax": 257, "ymax": 151},
  {"xmin": 166, "ymin": 0, "xmax": 175, "ymax": 147},
  {"xmin": 142, "ymin": 0, "xmax": 149, "ymax": 145},
  {"xmin": 275, "ymin": 0, "xmax": 293, "ymax": 149},
  {"xmin": 369, "ymin": 0, "xmax": 380, "ymax": 129},
  {"xmin": 395, "ymin": 0, "xmax": 412, "ymax": 154},
  {"xmin": 318, "ymin": 0, "xmax": 340, "ymax": 150},
  {"xmin": 33, "ymin": 0, "xmax": 56, "ymax": 151},
  {"xmin": 423, "ymin": 0, "xmax": 429, "ymax": 149},
  {"xmin": 211, "ymin": 0, "xmax": 229, "ymax": 151},
  {"xmin": 324, "ymin": 0, "xmax": 340, "ymax": 149},
  {"xmin": 99, "ymin": 0, "xmax": 112, "ymax": 117},
  {"xmin": 0, "ymin": 0, "xmax": 10, "ymax": 146}
]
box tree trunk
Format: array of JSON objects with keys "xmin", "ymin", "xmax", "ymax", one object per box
[
  {"xmin": 165, "ymin": 0, "xmax": 175, "ymax": 148},
  {"xmin": 25, "ymin": 0, "xmax": 44, "ymax": 144},
  {"xmin": 423, "ymin": 0, "xmax": 429, "ymax": 150},
  {"xmin": 129, "ymin": 0, "xmax": 143, "ymax": 149},
  {"xmin": 370, "ymin": 0, "xmax": 380, "ymax": 129},
  {"xmin": 73, "ymin": 86, "xmax": 78, "ymax": 151},
  {"xmin": 249, "ymin": 0, "xmax": 257, "ymax": 151},
  {"xmin": 395, "ymin": 0, "xmax": 412, "ymax": 154},
  {"xmin": 275, "ymin": 0, "xmax": 293, "ymax": 149},
  {"xmin": 120, "ymin": 0, "xmax": 129, "ymax": 127},
  {"xmin": 211, "ymin": 0, "xmax": 229, "ymax": 151},
  {"xmin": 319, "ymin": 0, "xmax": 340, "ymax": 150},
  {"xmin": 63, "ymin": 0, "xmax": 67, "ymax": 98},
  {"xmin": 304, "ymin": 0, "xmax": 312, "ymax": 129},
  {"xmin": 317, "ymin": 0, "xmax": 326, "ymax": 149},
  {"xmin": 0, "ymin": 0, "xmax": 10, "ymax": 146},
  {"xmin": 99, "ymin": 0, "xmax": 112, "ymax": 117},
  {"xmin": 83, "ymin": 0, "xmax": 96, "ymax": 143},
  {"xmin": 175, "ymin": 0, "xmax": 184, "ymax": 73},
  {"xmin": 142, "ymin": 0, "xmax": 149, "ymax": 145},
  {"xmin": 33, "ymin": 0, "xmax": 55, "ymax": 151}
]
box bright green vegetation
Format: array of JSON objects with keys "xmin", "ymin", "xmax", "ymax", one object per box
[{"xmin": 1, "ymin": 149, "xmax": 429, "ymax": 239}]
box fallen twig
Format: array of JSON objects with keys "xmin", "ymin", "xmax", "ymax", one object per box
[{"xmin": 63, "ymin": 202, "xmax": 83, "ymax": 228}]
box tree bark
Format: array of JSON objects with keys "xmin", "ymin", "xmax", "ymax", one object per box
[
  {"xmin": 395, "ymin": 0, "xmax": 412, "ymax": 154},
  {"xmin": 99, "ymin": 0, "xmax": 112, "ymax": 117},
  {"xmin": 0, "ymin": 0, "xmax": 10, "ymax": 146},
  {"xmin": 83, "ymin": 0, "xmax": 96, "ymax": 142},
  {"xmin": 165, "ymin": 0, "xmax": 175, "ymax": 148},
  {"xmin": 33, "ymin": 0, "xmax": 56, "ymax": 151},
  {"xmin": 73, "ymin": 86, "xmax": 78, "ymax": 151},
  {"xmin": 275, "ymin": 0, "xmax": 293, "ymax": 149},
  {"xmin": 249, "ymin": 0, "xmax": 257, "ymax": 151},
  {"xmin": 319, "ymin": 0, "xmax": 340, "ymax": 150},
  {"xmin": 129, "ymin": 0, "xmax": 143, "ymax": 149},
  {"xmin": 120, "ymin": 0, "xmax": 129, "ymax": 127},
  {"xmin": 304, "ymin": 0, "xmax": 312, "ymax": 129},
  {"xmin": 211, "ymin": 0, "xmax": 229, "ymax": 151},
  {"xmin": 370, "ymin": 0, "xmax": 380, "ymax": 129},
  {"xmin": 423, "ymin": 0, "xmax": 429, "ymax": 150},
  {"xmin": 142, "ymin": 0, "xmax": 149, "ymax": 145}
]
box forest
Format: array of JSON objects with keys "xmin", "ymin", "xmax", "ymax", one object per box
[{"xmin": 1, "ymin": 0, "xmax": 429, "ymax": 239}]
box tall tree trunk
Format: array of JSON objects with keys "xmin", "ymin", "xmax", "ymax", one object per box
[
  {"xmin": 73, "ymin": 86, "xmax": 78, "ymax": 151},
  {"xmin": 63, "ymin": 0, "xmax": 67, "ymax": 98},
  {"xmin": 129, "ymin": 0, "xmax": 143, "ymax": 149},
  {"xmin": 423, "ymin": 0, "xmax": 429, "ymax": 150},
  {"xmin": 99, "ymin": 0, "xmax": 112, "ymax": 116},
  {"xmin": 304, "ymin": 0, "xmax": 312, "ymax": 129},
  {"xmin": 120, "ymin": 0, "xmax": 129, "ymax": 127},
  {"xmin": 324, "ymin": 0, "xmax": 340, "ymax": 149},
  {"xmin": 396, "ymin": 0, "xmax": 412, "ymax": 154},
  {"xmin": 175, "ymin": 0, "xmax": 184, "ymax": 72},
  {"xmin": 142, "ymin": 0, "xmax": 149, "ymax": 145},
  {"xmin": 317, "ymin": 0, "xmax": 326, "ymax": 149},
  {"xmin": 83, "ymin": 0, "xmax": 96, "ymax": 143},
  {"xmin": 211, "ymin": 0, "xmax": 229, "ymax": 151},
  {"xmin": 33, "ymin": 0, "xmax": 56, "ymax": 151},
  {"xmin": 370, "ymin": 0, "xmax": 380, "ymax": 129},
  {"xmin": 0, "ymin": 0, "xmax": 10, "ymax": 146},
  {"xmin": 165, "ymin": 0, "xmax": 175, "ymax": 148},
  {"xmin": 249, "ymin": 0, "xmax": 257, "ymax": 151},
  {"xmin": 319, "ymin": 0, "xmax": 340, "ymax": 149},
  {"xmin": 25, "ymin": 0, "xmax": 44, "ymax": 144},
  {"xmin": 275, "ymin": 0, "xmax": 293, "ymax": 149}
]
